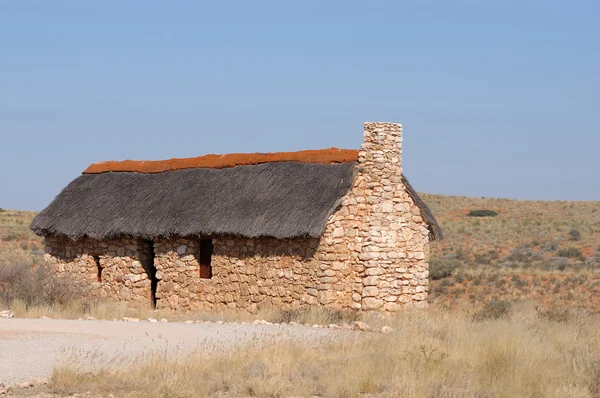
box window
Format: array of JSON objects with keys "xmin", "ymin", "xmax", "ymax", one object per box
[
  {"xmin": 93, "ymin": 255, "xmax": 102, "ymax": 282},
  {"xmin": 199, "ymin": 239, "xmax": 213, "ymax": 279}
]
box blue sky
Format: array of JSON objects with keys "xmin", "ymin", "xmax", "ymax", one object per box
[{"xmin": 1, "ymin": 1, "xmax": 599, "ymax": 210}]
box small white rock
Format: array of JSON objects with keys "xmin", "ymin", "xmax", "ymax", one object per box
[
  {"xmin": 15, "ymin": 381, "xmax": 33, "ymax": 389},
  {"xmin": 122, "ymin": 317, "xmax": 140, "ymax": 322},
  {"xmin": 0, "ymin": 310, "xmax": 14, "ymax": 319},
  {"xmin": 160, "ymin": 318, "xmax": 168, "ymax": 323},
  {"xmin": 352, "ymin": 321, "xmax": 371, "ymax": 331},
  {"xmin": 147, "ymin": 318, "xmax": 158, "ymax": 323},
  {"xmin": 381, "ymin": 326, "xmax": 394, "ymax": 335}
]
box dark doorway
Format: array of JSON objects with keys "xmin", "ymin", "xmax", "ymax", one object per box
[
  {"xmin": 199, "ymin": 238, "xmax": 213, "ymax": 279},
  {"xmin": 93, "ymin": 255, "xmax": 102, "ymax": 282},
  {"xmin": 142, "ymin": 240, "xmax": 158, "ymax": 308}
]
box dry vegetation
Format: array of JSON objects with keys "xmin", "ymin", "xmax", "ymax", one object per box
[
  {"xmin": 0, "ymin": 208, "xmax": 43, "ymax": 267},
  {"xmin": 2, "ymin": 197, "xmax": 600, "ymax": 397},
  {"xmin": 421, "ymin": 194, "xmax": 600, "ymax": 311},
  {"xmin": 43, "ymin": 305, "xmax": 600, "ymax": 397}
]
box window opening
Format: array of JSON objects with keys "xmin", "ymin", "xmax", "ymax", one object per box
[{"xmin": 199, "ymin": 239, "xmax": 213, "ymax": 279}]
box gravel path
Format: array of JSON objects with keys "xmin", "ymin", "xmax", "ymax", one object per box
[{"xmin": 0, "ymin": 318, "xmax": 343, "ymax": 384}]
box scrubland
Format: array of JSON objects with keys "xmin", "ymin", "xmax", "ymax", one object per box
[{"xmin": 2, "ymin": 197, "xmax": 600, "ymax": 397}]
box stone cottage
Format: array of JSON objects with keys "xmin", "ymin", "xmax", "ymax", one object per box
[{"xmin": 31, "ymin": 122, "xmax": 442, "ymax": 312}]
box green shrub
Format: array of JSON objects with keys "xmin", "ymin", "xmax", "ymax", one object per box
[
  {"xmin": 429, "ymin": 258, "xmax": 462, "ymax": 280},
  {"xmin": 569, "ymin": 229, "xmax": 581, "ymax": 242},
  {"xmin": 473, "ymin": 299, "xmax": 512, "ymax": 322},
  {"xmin": 557, "ymin": 247, "xmax": 583, "ymax": 259},
  {"xmin": 2, "ymin": 234, "xmax": 18, "ymax": 242},
  {"xmin": 467, "ymin": 210, "xmax": 498, "ymax": 217}
]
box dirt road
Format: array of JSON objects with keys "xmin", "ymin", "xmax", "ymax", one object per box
[{"xmin": 0, "ymin": 318, "xmax": 341, "ymax": 384}]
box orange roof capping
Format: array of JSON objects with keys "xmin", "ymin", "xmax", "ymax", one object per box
[{"xmin": 83, "ymin": 148, "xmax": 360, "ymax": 174}]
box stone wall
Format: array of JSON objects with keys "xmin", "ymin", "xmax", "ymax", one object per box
[
  {"xmin": 154, "ymin": 237, "xmax": 321, "ymax": 311},
  {"xmin": 152, "ymin": 211, "xmax": 359, "ymax": 311},
  {"xmin": 41, "ymin": 122, "xmax": 432, "ymax": 312},
  {"xmin": 44, "ymin": 236, "xmax": 154, "ymax": 305}
]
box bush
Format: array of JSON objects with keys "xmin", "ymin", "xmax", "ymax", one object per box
[
  {"xmin": 541, "ymin": 241, "xmax": 559, "ymax": 252},
  {"xmin": 429, "ymin": 258, "xmax": 462, "ymax": 280},
  {"xmin": 467, "ymin": 210, "xmax": 498, "ymax": 217},
  {"xmin": 2, "ymin": 234, "xmax": 18, "ymax": 242},
  {"xmin": 557, "ymin": 247, "xmax": 583, "ymax": 259},
  {"xmin": 475, "ymin": 250, "xmax": 499, "ymax": 265},
  {"xmin": 274, "ymin": 308, "xmax": 359, "ymax": 325},
  {"xmin": 569, "ymin": 229, "xmax": 581, "ymax": 242},
  {"xmin": 535, "ymin": 306, "xmax": 571, "ymax": 323},
  {"xmin": 0, "ymin": 261, "xmax": 84, "ymax": 308},
  {"xmin": 473, "ymin": 299, "xmax": 512, "ymax": 322}
]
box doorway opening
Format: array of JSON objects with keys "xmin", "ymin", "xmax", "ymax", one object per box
[
  {"xmin": 143, "ymin": 240, "xmax": 158, "ymax": 309},
  {"xmin": 93, "ymin": 255, "xmax": 102, "ymax": 282}
]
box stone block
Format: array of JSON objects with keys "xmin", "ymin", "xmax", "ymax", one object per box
[
  {"xmin": 332, "ymin": 227, "xmax": 344, "ymax": 238},
  {"xmin": 363, "ymin": 276, "xmax": 379, "ymax": 286},
  {"xmin": 362, "ymin": 298, "xmax": 383, "ymax": 310},
  {"xmin": 362, "ymin": 286, "xmax": 379, "ymax": 297},
  {"xmin": 365, "ymin": 267, "xmax": 385, "ymax": 276}
]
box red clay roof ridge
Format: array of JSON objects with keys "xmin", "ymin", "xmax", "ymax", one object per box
[{"xmin": 83, "ymin": 148, "xmax": 359, "ymax": 174}]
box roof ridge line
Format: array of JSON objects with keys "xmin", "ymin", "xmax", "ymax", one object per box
[{"xmin": 83, "ymin": 148, "xmax": 359, "ymax": 174}]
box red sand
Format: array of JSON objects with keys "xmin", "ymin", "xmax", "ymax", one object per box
[{"xmin": 83, "ymin": 148, "xmax": 359, "ymax": 174}]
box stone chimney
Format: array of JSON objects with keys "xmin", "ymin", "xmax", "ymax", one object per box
[
  {"xmin": 359, "ymin": 122, "xmax": 403, "ymax": 180},
  {"xmin": 354, "ymin": 122, "xmax": 429, "ymax": 310}
]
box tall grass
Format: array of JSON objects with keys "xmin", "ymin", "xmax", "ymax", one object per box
[{"xmin": 49, "ymin": 305, "xmax": 600, "ymax": 397}]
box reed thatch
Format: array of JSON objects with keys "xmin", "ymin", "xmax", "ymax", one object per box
[
  {"xmin": 31, "ymin": 162, "xmax": 442, "ymax": 241},
  {"xmin": 402, "ymin": 175, "xmax": 443, "ymax": 241}
]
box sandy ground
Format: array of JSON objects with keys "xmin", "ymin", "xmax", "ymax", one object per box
[{"xmin": 0, "ymin": 318, "xmax": 342, "ymax": 384}]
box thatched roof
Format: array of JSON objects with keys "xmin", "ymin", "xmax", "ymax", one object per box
[
  {"xmin": 402, "ymin": 175, "xmax": 443, "ymax": 241},
  {"xmin": 31, "ymin": 151, "xmax": 442, "ymax": 241}
]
